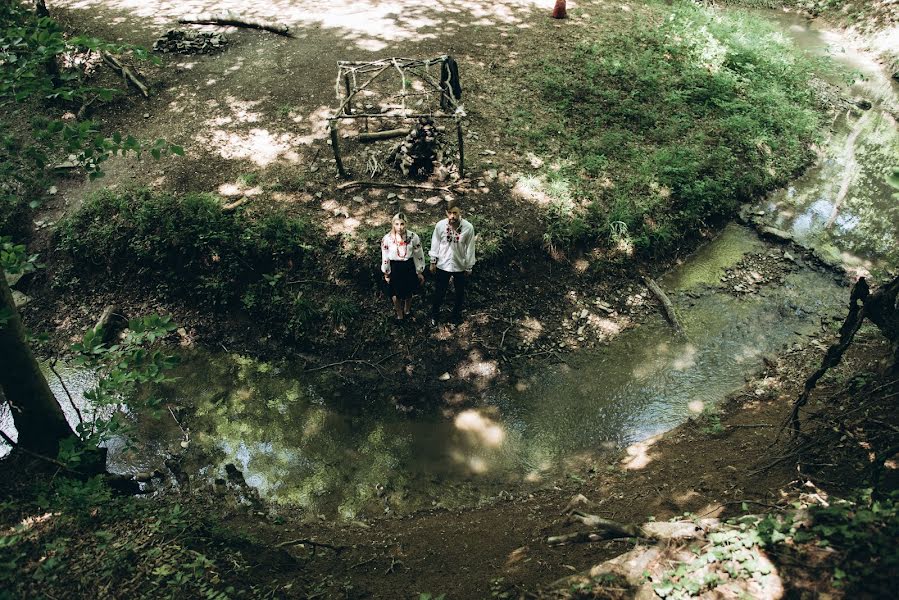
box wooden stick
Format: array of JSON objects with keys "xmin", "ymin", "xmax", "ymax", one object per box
[
  {"xmin": 643, "ymin": 276, "xmax": 684, "ymax": 336},
  {"xmin": 221, "ymin": 196, "xmax": 249, "ymax": 212},
  {"xmin": 101, "ymin": 52, "xmax": 149, "ymax": 98},
  {"xmin": 343, "ymin": 73, "xmax": 353, "ymax": 115},
  {"xmin": 178, "ymin": 13, "xmax": 290, "ymax": 36},
  {"xmin": 275, "ymin": 537, "xmax": 343, "ymax": 554},
  {"xmin": 456, "ymin": 119, "xmax": 465, "ymax": 178},
  {"xmin": 336, "ymin": 180, "xmax": 455, "ymax": 192},
  {"xmin": 330, "ymin": 122, "xmax": 347, "ymax": 178},
  {"xmin": 328, "ymin": 112, "xmax": 455, "ymax": 121},
  {"xmin": 786, "ymin": 278, "xmax": 869, "ymax": 437},
  {"xmin": 332, "ymin": 65, "xmax": 390, "ymax": 117},
  {"xmin": 356, "ymin": 128, "xmax": 410, "ymax": 142}
]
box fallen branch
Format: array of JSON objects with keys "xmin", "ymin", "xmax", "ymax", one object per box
[
  {"xmin": 101, "ymin": 51, "xmax": 149, "ymax": 98},
  {"xmin": 275, "ymin": 538, "xmax": 343, "ymax": 555},
  {"xmin": 304, "ymin": 359, "xmax": 384, "ymax": 377},
  {"xmin": 643, "ymin": 276, "xmax": 684, "ymax": 336},
  {"xmin": 356, "ymin": 125, "xmax": 446, "ymax": 143},
  {"xmin": 336, "ymin": 180, "xmax": 459, "ymax": 192},
  {"xmin": 178, "ymin": 13, "xmax": 290, "ymax": 36},
  {"xmin": 221, "ymin": 196, "xmax": 249, "ymax": 212}
]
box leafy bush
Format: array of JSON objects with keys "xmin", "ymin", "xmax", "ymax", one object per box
[
  {"xmin": 0, "ymin": 2, "xmax": 179, "ymax": 235},
  {"xmin": 57, "ymin": 188, "xmax": 323, "ymax": 337},
  {"xmin": 523, "ymin": 2, "xmax": 823, "ymax": 254}
]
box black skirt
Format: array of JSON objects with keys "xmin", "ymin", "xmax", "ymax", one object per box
[{"xmin": 388, "ymin": 259, "xmax": 418, "ymax": 299}]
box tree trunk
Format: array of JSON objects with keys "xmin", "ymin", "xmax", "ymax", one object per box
[{"xmin": 0, "ymin": 265, "xmax": 74, "ymax": 455}]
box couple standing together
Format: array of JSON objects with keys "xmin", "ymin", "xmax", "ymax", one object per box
[{"xmin": 380, "ymin": 198, "xmax": 475, "ymax": 326}]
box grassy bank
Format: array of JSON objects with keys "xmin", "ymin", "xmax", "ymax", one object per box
[
  {"xmin": 56, "ymin": 189, "xmax": 334, "ymax": 339},
  {"xmin": 497, "ymin": 1, "xmax": 824, "ymax": 255}
]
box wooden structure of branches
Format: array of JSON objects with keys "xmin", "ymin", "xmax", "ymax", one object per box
[
  {"xmin": 327, "ymin": 56, "xmax": 466, "ymax": 180},
  {"xmin": 787, "ymin": 274, "xmax": 899, "ymax": 436}
]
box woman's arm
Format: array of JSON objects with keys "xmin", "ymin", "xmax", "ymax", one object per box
[{"xmin": 381, "ymin": 235, "xmax": 391, "ymax": 275}]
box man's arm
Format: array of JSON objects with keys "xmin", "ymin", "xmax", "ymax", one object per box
[
  {"xmin": 464, "ymin": 222, "xmax": 476, "ymax": 273},
  {"xmin": 428, "ymin": 222, "xmax": 441, "ymax": 273}
]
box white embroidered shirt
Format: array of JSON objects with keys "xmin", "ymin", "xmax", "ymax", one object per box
[{"xmin": 381, "ymin": 231, "xmax": 425, "ymax": 274}]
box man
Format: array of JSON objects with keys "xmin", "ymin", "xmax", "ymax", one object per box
[{"xmin": 428, "ymin": 198, "xmax": 476, "ymax": 325}]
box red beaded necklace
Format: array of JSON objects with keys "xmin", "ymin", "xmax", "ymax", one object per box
[{"xmin": 393, "ymin": 231, "xmax": 408, "ymax": 258}]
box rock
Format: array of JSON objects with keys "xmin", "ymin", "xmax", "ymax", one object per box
[
  {"xmin": 759, "ymin": 226, "xmax": 793, "ymax": 243},
  {"xmin": 783, "ymin": 251, "xmax": 796, "ymax": 262},
  {"xmin": 352, "ymin": 195, "xmax": 364, "ymax": 203},
  {"xmin": 438, "ymin": 372, "xmax": 451, "ymax": 381},
  {"xmin": 11, "ymin": 290, "xmax": 31, "ymax": 307},
  {"xmin": 5, "ymin": 271, "xmax": 22, "ymax": 287},
  {"xmin": 855, "ymin": 98, "xmax": 872, "ymax": 110},
  {"xmin": 579, "ymin": 309, "xmax": 589, "ymax": 320},
  {"xmin": 180, "ymin": 440, "xmax": 190, "ymax": 449},
  {"xmin": 595, "ymin": 300, "xmax": 614, "ymax": 313},
  {"xmin": 525, "ymin": 152, "xmax": 544, "ymax": 169}
]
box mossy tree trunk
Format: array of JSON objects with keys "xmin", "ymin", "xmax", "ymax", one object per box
[{"xmin": 0, "ymin": 264, "xmax": 74, "ymax": 455}]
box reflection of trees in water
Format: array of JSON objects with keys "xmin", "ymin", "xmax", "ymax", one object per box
[{"xmin": 165, "ymin": 354, "xmax": 417, "ymax": 517}]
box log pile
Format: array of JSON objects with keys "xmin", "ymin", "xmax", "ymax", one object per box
[
  {"xmin": 389, "ymin": 117, "xmax": 444, "ymax": 178},
  {"xmin": 153, "ymin": 29, "xmax": 227, "ymax": 54}
]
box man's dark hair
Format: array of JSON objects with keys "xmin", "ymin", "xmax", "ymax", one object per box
[{"xmin": 445, "ymin": 197, "xmax": 462, "ymax": 213}]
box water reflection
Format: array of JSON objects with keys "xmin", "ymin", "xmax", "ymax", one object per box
[{"xmin": 752, "ymin": 12, "xmax": 899, "ymax": 273}]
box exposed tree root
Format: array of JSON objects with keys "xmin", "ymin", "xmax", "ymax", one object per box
[{"xmin": 787, "ymin": 275, "xmax": 899, "ymax": 436}]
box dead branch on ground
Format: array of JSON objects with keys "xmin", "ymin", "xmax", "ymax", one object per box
[
  {"xmin": 643, "ymin": 276, "xmax": 685, "ymax": 336},
  {"xmin": 178, "ymin": 13, "xmax": 291, "ymax": 36},
  {"xmin": 101, "ymin": 52, "xmax": 149, "ymax": 98},
  {"xmin": 335, "ymin": 180, "xmax": 461, "ymax": 192}
]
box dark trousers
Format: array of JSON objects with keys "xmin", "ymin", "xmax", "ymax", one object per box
[{"xmin": 432, "ymin": 269, "xmax": 467, "ymax": 319}]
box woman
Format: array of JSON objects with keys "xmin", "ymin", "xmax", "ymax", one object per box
[{"xmin": 381, "ymin": 213, "xmax": 425, "ymax": 321}]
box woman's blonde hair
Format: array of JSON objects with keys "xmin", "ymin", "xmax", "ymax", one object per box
[{"xmin": 391, "ymin": 213, "xmax": 407, "ymax": 234}]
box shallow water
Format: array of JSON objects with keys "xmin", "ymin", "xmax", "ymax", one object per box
[
  {"xmin": 751, "ymin": 11, "xmax": 899, "ymax": 274},
  {"xmin": 7, "ymin": 226, "xmax": 842, "ymax": 518}
]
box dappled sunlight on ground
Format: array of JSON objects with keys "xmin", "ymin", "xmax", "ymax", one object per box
[
  {"xmin": 456, "ymin": 350, "xmax": 499, "ymax": 390},
  {"xmin": 621, "ymin": 434, "xmax": 661, "ymax": 470},
  {"xmin": 58, "ymin": 0, "xmax": 548, "ymax": 52}
]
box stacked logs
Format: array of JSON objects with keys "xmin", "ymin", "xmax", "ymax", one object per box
[
  {"xmin": 389, "ymin": 117, "xmax": 444, "ymax": 178},
  {"xmin": 153, "ymin": 29, "xmax": 227, "ymax": 54}
]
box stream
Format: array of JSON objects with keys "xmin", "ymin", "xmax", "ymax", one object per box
[{"xmin": 3, "ymin": 11, "xmax": 897, "ymax": 520}]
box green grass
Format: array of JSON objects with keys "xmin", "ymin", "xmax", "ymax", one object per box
[{"xmin": 509, "ymin": 1, "xmax": 826, "ymax": 255}]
